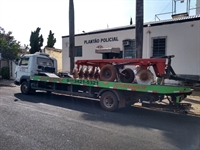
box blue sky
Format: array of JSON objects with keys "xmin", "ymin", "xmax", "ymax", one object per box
[{"xmin": 0, "ymin": 0, "xmax": 197, "ymax": 49}]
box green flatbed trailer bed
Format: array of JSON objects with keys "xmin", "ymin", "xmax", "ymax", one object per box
[{"xmin": 20, "ymin": 75, "xmax": 192, "ymax": 112}]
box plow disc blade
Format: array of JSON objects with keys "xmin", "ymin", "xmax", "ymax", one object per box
[{"xmin": 135, "ymin": 69, "xmax": 154, "ymax": 84}]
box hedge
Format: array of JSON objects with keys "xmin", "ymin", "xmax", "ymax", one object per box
[{"xmin": 1, "ymin": 67, "xmax": 10, "ymax": 79}]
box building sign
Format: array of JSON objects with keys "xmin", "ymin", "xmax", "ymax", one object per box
[{"xmin": 84, "ymin": 37, "xmax": 119, "ymax": 44}]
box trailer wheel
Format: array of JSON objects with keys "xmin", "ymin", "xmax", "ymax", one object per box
[
  {"xmin": 100, "ymin": 91, "xmax": 118, "ymax": 111},
  {"xmin": 21, "ymin": 81, "xmax": 30, "ymax": 95},
  {"xmin": 100, "ymin": 64, "xmax": 116, "ymax": 82},
  {"xmin": 119, "ymin": 68, "xmax": 135, "ymax": 83}
]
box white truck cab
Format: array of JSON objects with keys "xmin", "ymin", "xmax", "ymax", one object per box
[{"xmin": 14, "ymin": 52, "xmax": 57, "ymax": 85}]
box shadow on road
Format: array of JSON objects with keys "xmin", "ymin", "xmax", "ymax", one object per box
[
  {"xmin": 14, "ymin": 92, "xmax": 102, "ymax": 112},
  {"xmin": 14, "ymin": 92, "xmax": 200, "ymax": 149}
]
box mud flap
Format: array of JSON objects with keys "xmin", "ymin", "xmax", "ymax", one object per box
[
  {"xmin": 116, "ymin": 91, "xmax": 126, "ymax": 108},
  {"xmin": 118, "ymin": 99, "xmax": 126, "ymax": 108}
]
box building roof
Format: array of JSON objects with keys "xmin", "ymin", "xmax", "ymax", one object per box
[
  {"xmin": 45, "ymin": 47, "xmax": 62, "ymax": 52},
  {"xmin": 62, "ymin": 15, "xmax": 200, "ymax": 38}
]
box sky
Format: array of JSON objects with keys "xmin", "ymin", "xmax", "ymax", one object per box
[{"xmin": 0, "ymin": 0, "xmax": 197, "ymax": 49}]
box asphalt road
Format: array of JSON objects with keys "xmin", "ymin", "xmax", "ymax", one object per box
[{"xmin": 0, "ymin": 86, "xmax": 200, "ymax": 150}]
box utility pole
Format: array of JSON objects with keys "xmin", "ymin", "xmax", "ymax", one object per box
[
  {"xmin": 69, "ymin": 0, "xmax": 75, "ymax": 74},
  {"xmin": 135, "ymin": 0, "xmax": 143, "ymax": 58}
]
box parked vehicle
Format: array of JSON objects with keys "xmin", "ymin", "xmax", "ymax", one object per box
[{"xmin": 14, "ymin": 52, "xmax": 193, "ymax": 112}]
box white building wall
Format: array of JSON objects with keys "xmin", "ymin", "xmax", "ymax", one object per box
[
  {"xmin": 11, "ymin": 62, "xmax": 16, "ymax": 79},
  {"xmin": 149, "ymin": 20, "xmax": 200, "ymax": 75},
  {"xmin": 62, "ymin": 29, "xmax": 136, "ymax": 72},
  {"xmin": 62, "ymin": 19, "xmax": 200, "ymax": 77}
]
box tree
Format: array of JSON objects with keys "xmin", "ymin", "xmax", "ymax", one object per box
[
  {"xmin": 29, "ymin": 27, "xmax": 44, "ymax": 54},
  {"xmin": 130, "ymin": 17, "xmax": 133, "ymax": 25},
  {"xmin": 46, "ymin": 30, "xmax": 56, "ymax": 48},
  {"xmin": 0, "ymin": 27, "xmax": 21, "ymax": 65}
]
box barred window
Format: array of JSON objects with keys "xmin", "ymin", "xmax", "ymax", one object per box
[
  {"xmin": 123, "ymin": 40, "xmax": 135, "ymax": 58},
  {"xmin": 152, "ymin": 38, "xmax": 166, "ymax": 57}
]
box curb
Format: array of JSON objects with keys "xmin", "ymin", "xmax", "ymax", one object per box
[
  {"xmin": 0, "ymin": 83, "xmax": 16, "ymax": 87},
  {"xmin": 188, "ymin": 111, "xmax": 200, "ymax": 117},
  {"xmin": 193, "ymin": 87, "xmax": 200, "ymax": 91}
]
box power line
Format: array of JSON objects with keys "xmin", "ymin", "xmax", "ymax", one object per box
[
  {"xmin": 150, "ymin": 0, "xmax": 172, "ymax": 21},
  {"xmin": 161, "ymin": 0, "xmax": 172, "ymax": 13}
]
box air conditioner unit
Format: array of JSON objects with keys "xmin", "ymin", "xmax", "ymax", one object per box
[{"xmin": 123, "ymin": 41, "xmax": 130, "ymax": 46}]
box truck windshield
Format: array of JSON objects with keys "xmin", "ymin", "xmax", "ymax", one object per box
[
  {"xmin": 37, "ymin": 57, "xmax": 53, "ymax": 67},
  {"xmin": 20, "ymin": 57, "xmax": 29, "ymax": 66}
]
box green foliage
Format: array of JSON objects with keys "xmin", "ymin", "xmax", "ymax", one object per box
[
  {"xmin": 0, "ymin": 27, "xmax": 21, "ymax": 61},
  {"xmin": 29, "ymin": 27, "xmax": 44, "ymax": 54},
  {"xmin": 46, "ymin": 30, "xmax": 56, "ymax": 48},
  {"xmin": 1, "ymin": 67, "xmax": 10, "ymax": 79}
]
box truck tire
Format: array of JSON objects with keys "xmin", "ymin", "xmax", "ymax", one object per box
[
  {"xmin": 21, "ymin": 81, "xmax": 31, "ymax": 95},
  {"xmin": 100, "ymin": 91, "xmax": 118, "ymax": 111},
  {"xmin": 30, "ymin": 89, "xmax": 36, "ymax": 94},
  {"xmin": 119, "ymin": 68, "xmax": 135, "ymax": 83},
  {"xmin": 100, "ymin": 64, "xmax": 116, "ymax": 82}
]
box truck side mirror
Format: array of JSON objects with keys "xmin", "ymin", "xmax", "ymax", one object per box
[{"xmin": 14, "ymin": 58, "xmax": 19, "ymax": 65}]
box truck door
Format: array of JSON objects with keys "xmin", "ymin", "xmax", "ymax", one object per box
[{"xmin": 15, "ymin": 57, "xmax": 30, "ymax": 81}]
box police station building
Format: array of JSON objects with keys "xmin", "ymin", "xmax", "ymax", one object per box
[{"xmin": 62, "ymin": 15, "xmax": 200, "ymax": 81}]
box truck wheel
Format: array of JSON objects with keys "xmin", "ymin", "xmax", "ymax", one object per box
[
  {"xmin": 119, "ymin": 68, "xmax": 135, "ymax": 83},
  {"xmin": 100, "ymin": 91, "xmax": 118, "ymax": 111},
  {"xmin": 30, "ymin": 89, "xmax": 36, "ymax": 94},
  {"xmin": 100, "ymin": 64, "xmax": 116, "ymax": 82},
  {"xmin": 21, "ymin": 81, "xmax": 30, "ymax": 95}
]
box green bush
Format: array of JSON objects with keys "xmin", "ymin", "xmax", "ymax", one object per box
[{"xmin": 1, "ymin": 67, "xmax": 10, "ymax": 79}]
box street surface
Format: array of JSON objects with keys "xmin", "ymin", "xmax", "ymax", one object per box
[{"xmin": 0, "ymin": 86, "xmax": 200, "ymax": 150}]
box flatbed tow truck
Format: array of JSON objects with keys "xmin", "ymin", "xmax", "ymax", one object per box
[{"xmin": 14, "ymin": 52, "xmax": 198, "ymax": 112}]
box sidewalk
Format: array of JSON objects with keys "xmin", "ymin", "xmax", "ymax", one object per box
[
  {"xmin": 184, "ymin": 90, "xmax": 200, "ymax": 116},
  {"xmin": 0, "ymin": 79, "xmax": 16, "ymax": 87},
  {"xmin": 134, "ymin": 89, "xmax": 200, "ymax": 116}
]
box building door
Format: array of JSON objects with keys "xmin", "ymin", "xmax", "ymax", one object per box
[{"xmin": 102, "ymin": 51, "xmax": 123, "ymax": 59}]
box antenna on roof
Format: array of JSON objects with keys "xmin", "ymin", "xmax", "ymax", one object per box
[{"xmin": 130, "ymin": 17, "xmax": 133, "ymax": 25}]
